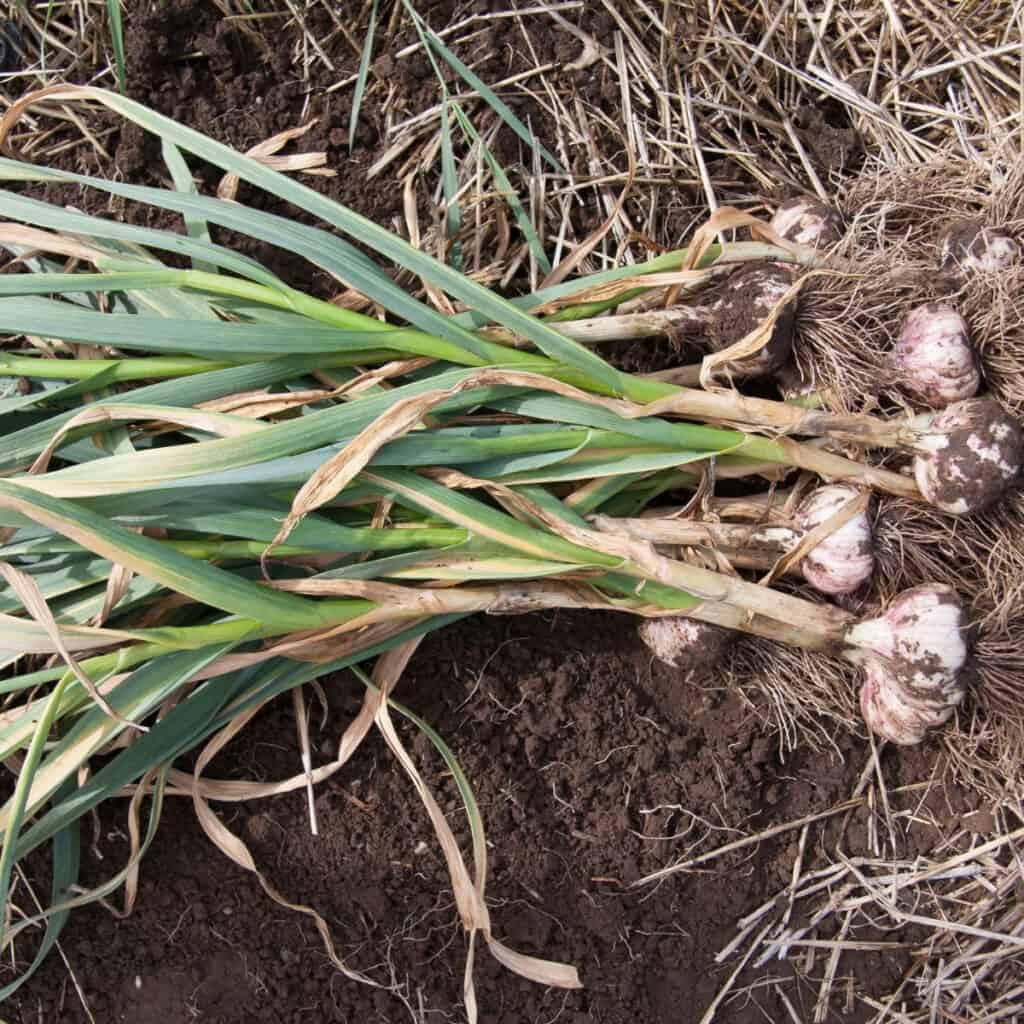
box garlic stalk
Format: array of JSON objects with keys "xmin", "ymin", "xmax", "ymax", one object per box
[{"xmin": 534, "ymin": 263, "xmax": 797, "ymax": 380}]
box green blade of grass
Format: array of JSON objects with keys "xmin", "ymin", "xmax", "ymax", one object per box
[
  {"xmin": 0, "ymin": 353, "xmax": 410, "ymax": 474},
  {"xmin": 565, "ymin": 473, "xmax": 651, "ymax": 515},
  {"xmin": 106, "ymin": 0, "xmax": 126, "ymax": 93},
  {"xmin": 12, "ymin": 369, "xmax": 526, "ymax": 497},
  {"xmin": 404, "ymin": 5, "xmax": 563, "ymax": 173},
  {"xmin": 451, "ymin": 103, "xmax": 551, "ymax": 275},
  {"xmin": 0, "ymin": 295, "xmax": 457, "ymax": 360},
  {"xmin": 486, "ymin": 392, "xmax": 753, "ymax": 451},
  {"xmin": 440, "ymin": 97, "xmax": 463, "ymax": 268},
  {"xmin": 0, "ymin": 777, "xmax": 80, "ymax": 999},
  {"xmin": 12, "ymin": 654, "xmax": 252, "ymax": 861},
  {"xmin": 12, "ymin": 615, "xmax": 471, "ymax": 866},
  {"xmin": 363, "ymin": 467, "xmax": 619, "ymax": 567},
  {"xmin": 0, "ymin": 187, "xmax": 287, "ymax": 289},
  {"xmin": 160, "ymin": 139, "xmax": 217, "ymax": 273},
  {"xmin": 0, "ymin": 353, "xmax": 235, "ymax": 383},
  {"xmin": 1, "ymin": 770, "xmax": 163, "ymax": 984},
  {"xmin": 0, "ymin": 554, "xmax": 117, "ymax": 614},
  {"xmin": 0, "ymin": 642, "xmax": 237, "ymax": 833},
  {"xmin": 0, "ymin": 672, "xmax": 74, "ymax": 946},
  {"xmin": 0, "ymin": 365, "xmax": 121, "ymax": 417},
  {"xmin": 0, "ymin": 163, "xmax": 503, "ymax": 366},
  {"xmin": 349, "ymin": 0, "xmax": 380, "ymax": 151},
  {"xmin": 0, "ymin": 621, "xmax": 269, "ymax": 751},
  {"xmin": 475, "ymin": 449, "xmax": 707, "ymax": 485}
]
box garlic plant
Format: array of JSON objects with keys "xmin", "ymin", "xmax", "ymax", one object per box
[
  {"xmin": 600, "ymin": 484, "xmax": 876, "ymax": 598},
  {"xmin": 0, "ymin": 86, "xmax": 1022, "ymax": 1000},
  {"xmin": 638, "ymin": 578, "xmax": 969, "ymax": 747},
  {"xmin": 541, "ymin": 261, "xmax": 797, "ymax": 380}
]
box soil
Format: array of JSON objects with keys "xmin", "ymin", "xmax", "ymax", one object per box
[
  {"xmin": 8, "ymin": 611, "xmax": 941, "ymax": 1024},
  {"xmin": 0, "ymin": 3, "xmax": 952, "ymax": 1023}
]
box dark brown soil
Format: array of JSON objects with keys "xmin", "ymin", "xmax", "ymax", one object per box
[
  {"xmin": 0, "ymin": 3, "xmax": 939, "ymax": 1023},
  {"xmin": 8, "ymin": 611, "xmax": 931, "ymax": 1024}
]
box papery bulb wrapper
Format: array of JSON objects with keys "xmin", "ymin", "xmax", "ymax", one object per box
[{"xmin": 859, "ymin": 664, "xmax": 957, "ymax": 746}]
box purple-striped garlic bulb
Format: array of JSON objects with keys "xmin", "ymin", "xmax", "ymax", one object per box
[
  {"xmin": 891, "ymin": 303, "xmax": 979, "ymax": 409},
  {"xmin": 846, "ymin": 584, "xmax": 968, "ymax": 745},
  {"xmin": 770, "ymin": 196, "xmax": 844, "ymax": 249},
  {"xmin": 941, "ymin": 220, "xmax": 1019, "ymax": 276},
  {"xmin": 795, "ymin": 486, "xmax": 874, "ymax": 596},
  {"xmin": 638, "ymin": 616, "xmax": 733, "ymax": 682},
  {"xmin": 913, "ymin": 397, "xmax": 1023, "ymax": 515}
]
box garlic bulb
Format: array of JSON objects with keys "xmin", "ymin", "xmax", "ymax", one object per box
[
  {"xmin": 846, "ymin": 584, "xmax": 968, "ymax": 745},
  {"xmin": 795, "ymin": 485, "xmax": 874, "ymax": 595},
  {"xmin": 891, "ymin": 303, "xmax": 979, "ymax": 409},
  {"xmin": 770, "ymin": 196, "xmax": 844, "ymax": 249},
  {"xmin": 913, "ymin": 398, "xmax": 1023, "ymax": 515},
  {"xmin": 940, "ymin": 220, "xmax": 1020, "ymax": 276},
  {"xmin": 711, "ymin": 263, "xmax": 796, "ymax": 376},
  {"xmin": 859, "ymin": 662, "xmax": 958, "ymax": 746},
  {"xmin": 638, "ymin": 616, "xmax": 733, "ymax": 681}
]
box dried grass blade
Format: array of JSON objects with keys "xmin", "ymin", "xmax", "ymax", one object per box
[
  {"xmin": 218, "ymin": 120, "xmax": 325, "ymax": 201},
  {"xmin": 188, "ymin": 699, "xmax": 381, "ymax": 988},
  {"xmin": 0, "ymin": 562, "xmax": 138, "ymax": 729}
]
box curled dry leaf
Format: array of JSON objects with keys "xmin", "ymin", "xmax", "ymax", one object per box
[
  {"xmin": 217, "ymin": 119, "xmax": 333, "ymax": 202},
  {"xmin": 0, "ymin": 561, "xmax": 141, "ymax": 730},
  {"xmin": 188, "ymin": 700, "xmax": 382, "ymax": 989}
]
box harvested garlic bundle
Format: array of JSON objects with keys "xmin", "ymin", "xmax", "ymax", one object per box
[
  {"xmin": 846, "ymin": 585, "xmax": 968, "ymax": 745},
  {"xmin": 546, "ymin": 262, "xmax": 796, "ymax": 380},
  {"xmin": 892, "ymin": 303, "xmax": 979, "ymax": 409},
  {"xmin": 913, "ymin": 397, "xmax": 1023, "ymax": 515},
  {"xmin": 770, "ymin": 196, "xmax": 844, "ymax": 249},
  {"xmin": 940, "ymin": 220, "xmax": 1020, "ymax": 276},
  {"xmin": 795, "ymin": 485, "xmax": 875, "ymax": 596},
  {"xmin": 638, "ymin": 616, "xmax": 733, "ymax": 680}
]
